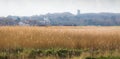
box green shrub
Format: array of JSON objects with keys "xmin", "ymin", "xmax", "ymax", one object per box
[
  {"xmin": 0, "ymin": 52, "xmax": 8, "ymax": 59},
  {"xmin": 57, "ymin": 49, "xmax": 68, "ymax": 57}
]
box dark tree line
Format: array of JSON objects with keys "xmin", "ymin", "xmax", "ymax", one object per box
[{"xmin": 0, "ymin": 12, "xmax": 120, "ymax": 26}]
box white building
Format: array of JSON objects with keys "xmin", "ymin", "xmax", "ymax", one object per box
[
  {"xmin": 18, "ymin": 22, "xmax": 29, "ymax": 26},
  {"xmin": 43, "ymin": 17, "xmax": 51, "ymax": 25}
]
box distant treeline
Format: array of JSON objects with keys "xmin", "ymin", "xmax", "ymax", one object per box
[{"xmin": 0, "ymin": 12, "xmax": 120, "ymax": 26}]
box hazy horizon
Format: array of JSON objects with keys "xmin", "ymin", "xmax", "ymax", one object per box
[{"xmin": 0, "ymin": 0, "xmax": 120, "ymax": 16}]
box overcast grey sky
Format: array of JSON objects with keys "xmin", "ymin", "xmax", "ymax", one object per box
[{"xmin": 0, "ymin": 0, "xmax": 120, "ymax": 16}]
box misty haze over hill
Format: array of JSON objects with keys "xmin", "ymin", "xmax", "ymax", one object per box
[
  {"xmin": 0, "ymin": 10, "xmax": 120, "ymax": 26},
  {"xmin": 0, "ymin": 0, "xmax": 120, "ymax": 16}
]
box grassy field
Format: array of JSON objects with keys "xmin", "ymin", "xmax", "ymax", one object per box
[{"xmin": 0, "ymin": 26, "xmax": 120, "ymax": 59}]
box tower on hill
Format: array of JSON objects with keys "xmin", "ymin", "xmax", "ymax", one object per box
[{"xmin": 77, "ymin": 10, "xmax": 80, "ymax": 15}]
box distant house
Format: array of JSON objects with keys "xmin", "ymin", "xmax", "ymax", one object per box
[
  {"xmin": 43, "ymin": 17, "xmax": 51, "ymax": 25},
  {"xmin": 18, "ymin": 22, "xmax": 29, "ymax": 26}
]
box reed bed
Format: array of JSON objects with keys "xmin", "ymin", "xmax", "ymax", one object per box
[{"xmin": 0, "ymin": 26, "xmax": 120, "ymax": 50}]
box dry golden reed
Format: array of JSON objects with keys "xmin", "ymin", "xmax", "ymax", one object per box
[{"xmin": 0, "ymin": 26, "xmax": 120, "ymax": 50}]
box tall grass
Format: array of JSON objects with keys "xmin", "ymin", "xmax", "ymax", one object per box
[{"xmin": 0, "ymin": 26, "xmax": 120, "ymax": 50}]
